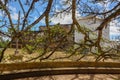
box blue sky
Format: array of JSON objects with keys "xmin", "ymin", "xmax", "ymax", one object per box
[{"xmin": 0, "ymin": 0, "xmax": 120, "ymax": 40}]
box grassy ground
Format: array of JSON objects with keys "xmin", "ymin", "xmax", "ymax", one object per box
[
  {"xmin": 2, "ymin": 48, "xmax": 120, "ymax": 63},
  {"xmin": 3, "ymin": 48, "xmax": 40, "ymax": 63}
]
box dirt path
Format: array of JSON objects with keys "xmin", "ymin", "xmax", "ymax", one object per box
[{"xmin": 15, "ymin": 74, "xmax": 120, "ymax": 80}]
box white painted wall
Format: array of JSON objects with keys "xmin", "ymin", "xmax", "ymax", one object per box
[{"xmin": 74, "ymin": 17, "xmax": 109, "ymax": 44}]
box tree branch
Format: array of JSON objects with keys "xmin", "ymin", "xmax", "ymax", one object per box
[
  {"xmin": 22, "ymin": 0, "xmax": 36, "ymax": 30},
  {"xmin": 24, "ymin": 0, "xmax": 53, "ymax": 31}
]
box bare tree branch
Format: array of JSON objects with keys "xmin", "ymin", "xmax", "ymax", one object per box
[{"xmin": 24, "ymin": 0, "xmax": 53, "ymax": 31}]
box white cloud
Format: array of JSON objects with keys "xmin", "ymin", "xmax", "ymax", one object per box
[
  {"xmin": 97, "ymin": 0, "xmax": 110, "ymax": 10},
  {"xmin": 110, "ymin": 27, "xmax": 120, "ymax": 33},
  {"xmin": 34, "ymin": 16, "xmax": 37, "ymax": 21},
  {"xmin": 9, "ymin": 6, "xmax": 17, "ymax": 12},
  {"xmin": 0, "ymin": 10, "xmax": 5, "ymax": 17},
  {"xmin": 110, "ymin": 20, "xmax": 120, "ymax": 35},
  {"xmin": 60, "ymin": 0, "xmax": 71, "ymax": 8},
  {"xmin": 0, "ymin": 6, "xmax": 18, "ymax": 20},
  {"xmin": 8, "ymin": 6, "xmax": 18, "ymax": 20},
  {"xmin": 51, "ymin": 13, "xmax": 72, "ymax": 24},
  {"xmin": 110, "ymin": 32, "xmax": 120, "ymax": 37},
  {"xmin": 0, "ymin": 10, "xmax": 18, "ymax": 20},
  {"xmin": 51, "ymin": 11, "xmax": 81, "ymax": 24},
  {"xmin": 0, "ymin": 11, "xmax": 2, "ymax": 16},
  {"xmin": 11, "ymin": 12, "xmax": 18, "ymax": 20}
]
